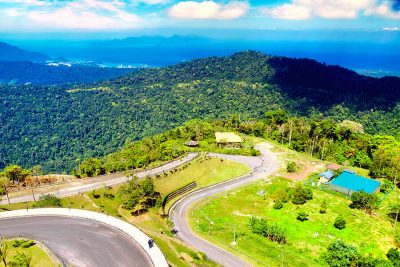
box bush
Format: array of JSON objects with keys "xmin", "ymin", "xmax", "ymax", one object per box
[
  {"xmin": 320, "ymin": 200, "xmax": 327, "ymax": 214},
  {"xmin": 273, "ymin": 200, "xmax": 283, "ymax": 210},
  {"xmin": 381, "ymin": 179, "xmax": 394, "ymax": 193},
  {"xmin": 287, "ymin": 161, "xmax": 298, "ymax": 173},
  {"xmin": 387, "ymin": 248, "xmax": 400, "ymax": 266},
  {"xmin": 249, "ymin": 217, "xmax": 287, "ymax": 244},
  {"xmin": 8, "ymin": 252, "xmax": 31, "ymax": 267},
  {"xmin": 11, "ymin": 239, "xmax": 35, "ymax": 248},
  {"xmin": 292, "ymin": 185, "xmax": 313, "ymax": 205},
  {"xmin": 275, "ymin": 187, "xmax": 291, "ymax": 203},
  {"xmin": 334, "ymin": 216, "xmax": 346, "ymax": 230},
  {"xmin": 33, "ymin": 194, "xmax": 62, "ymax": 208},
  {"xmin": 297, "ymin": 212, "xmax": 309, "ymax": 222}
]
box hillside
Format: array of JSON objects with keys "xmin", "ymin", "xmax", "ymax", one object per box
[
  {"xmin": 0, "ymin": 42, "xmax": 49, "ymax": 62},
  {"xmin": 0, "ymin": 51, "xmax": 399, "ymax": 172},
  {"xmin": 0, "ymin": 61, "xmax": 136, "ymax": 85}
]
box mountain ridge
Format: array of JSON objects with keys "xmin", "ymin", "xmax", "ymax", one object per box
[{"xmin": 0, "ymin": 42, "xmax": 50, "ymax": 62}]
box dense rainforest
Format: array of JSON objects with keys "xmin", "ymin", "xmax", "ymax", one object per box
[{"xmin": 0, "ymin": 51, "xmax": 399, "ymax": 173}]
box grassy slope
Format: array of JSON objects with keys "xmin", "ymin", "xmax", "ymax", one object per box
[
  {"xmin": 189, "ymin": 178, "xmax": 399, "ymax": 266},
  {"xmin": 1, "ymin": 240, "xmax": 57, "ymax": 267},
  {"xmin": 154, "ymin": 155, "xmax": 251, "ymax": 195}
]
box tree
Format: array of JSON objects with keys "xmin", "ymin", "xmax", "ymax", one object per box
[
  {"xmin": 389, "ymin": 204, "xmax": 400, "ymax": 228},
  {"xmin": 2, "ymin": 165, "xmax": 30, "ymax": 184},
  {"xmin": 320, "ymin": 200, "xmax": 327, "ymax": 214},
  {"xmin": 264, "ymin": 110, "xmax": 288, "ymax": 126},
  {"xmin": 141, "ymin": 177, "xmax": 155, "ymax": 197},
  {"xmin": 322, "ymin": 240, "xmax": 358, "ymax": 267},
  {"xmin": 287, "ymin": 161, "xmax": 298, "ymax": 173},
  {"xmin": 0, "ymin": 237, "xmax": 8, "ymax": 267},
  {"xmin": 79, "ymin": 158, "xmax": 105, "ymax": 177},
  {"xmin": 292, "ymin": 185, "xmax": 313, "ymax": 205},
  {"xmin": 334, "ymin": 216, "xmax": 346, "ymax": 230},
  {"xmin": 349, "ymin": 191, "xmax": 378, "ymax": 214}
]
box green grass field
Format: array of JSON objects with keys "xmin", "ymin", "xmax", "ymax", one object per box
[
  {"xmin": 0, "ymin": 239, "xmax": 57, "ymax": 267},
  {"xmin": 189, "ymin": 178, "xmax": 399, "ymax": 266},
  {"xmin": 154, "ymin": 155, "xmax": 250, "ymax": 195}
]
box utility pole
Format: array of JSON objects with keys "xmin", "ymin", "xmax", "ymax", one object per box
[{"xmin": 30, "ymin": 185, "xmax": 36, "ymax": 202}]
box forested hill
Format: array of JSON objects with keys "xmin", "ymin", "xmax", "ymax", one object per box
[
  {"xmin": 0, "ymin": 42, "xmax": 49, "ymax": 62},
  {"xmin": 0, "ymin": 61, "xmax": 136, "ymax": 85},
  {"xmin": 112, "ymin": 51, "xmax": 400, "ymax": 109},
  {"xmin": 1, "ymin": 51, "xmax": 399, "ymax": 173}
]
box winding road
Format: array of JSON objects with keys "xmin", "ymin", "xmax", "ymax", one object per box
[
  {"xmin": 1, "ymin": 153, "xmax": 198, "ymax": 205},
  {"xmin": 170, "ymin": 143, "xmax": 280, "ymax": 267},
  {"xmin": 0, "ymin": 216, "xmax": 153, "ymax": 267},
  {"xmin": 0, "ymin": 143, "xmax": 279, "ymax": 267}
]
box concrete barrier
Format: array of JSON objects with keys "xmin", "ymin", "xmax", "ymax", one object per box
[{"xmin": 0, "ymin": 208, "xmax": 168, "ymax": 267}]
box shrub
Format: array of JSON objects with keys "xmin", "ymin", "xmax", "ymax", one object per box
[
  {"xmin": 33, "ymin": 194, "xmax": 62, "ymax": 208},
  {"xmin": 275, "ymin": 187, "xmax": 291, "ymax": 203},
  {"xmin": 249, "ymin": 217, "xmax": 287, "ymax": 244},
  {"xmin": 381, "ymin": 179, "xmax": 394, "ymax": 193},
  {"xmin": 320, "ymin": 200, "xmax": 327, "ymax": 214},
  {"xmin": 273, "ymin": 200, "xmax": 283, "ymax": 210},
  {"xmin": 287, "ymin": 161, "xmax": 298, "ymax": 173},
  {"xmin": 11, "ymin": 239, "xmax": 35, "ymax": 248},
  {"xmin": 297, "ymin": 212, "xmax": 309, "ymax": 222},
  {"xmin": 292, "ymin": 185, "xmax": 313, "ymax": 205},
  {"xmin": 387, "ymin": 248, "xmax": 400, "ymax": 266},
  {"xmin": 8, "ymin": 252, "xmax": 31, "ymax": 267},
  {"xmin": 334, "ymin": 216, "xmax": 346, "ymax": 230}
]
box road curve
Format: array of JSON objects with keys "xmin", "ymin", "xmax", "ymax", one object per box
[
  {"xmin": 0, "ymin": 216, "xmax": 153, "ymax": 267},
  {"xmin": 1, "ymin": 153, "xmax": 198, "ymax": 205},
  {"xmin": 170, "ymin": 143, "xmax": 280, "ymax": 267}
]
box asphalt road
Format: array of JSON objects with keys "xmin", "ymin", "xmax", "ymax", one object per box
[
  {"xmin": 170, "ymin": 143, "xmax": 280, "ymax": 267},
  {"xmin": 0, "ymin": 216, "xmax": 154, "ymax": 267},
  {"xmin": 1, "ymin": 153, "xmax": 198, "ymax": 204}
]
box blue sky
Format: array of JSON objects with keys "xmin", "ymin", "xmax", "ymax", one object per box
[{"xmin": 0, "ymin": 0, "xmax": 399, "ymax": 32}]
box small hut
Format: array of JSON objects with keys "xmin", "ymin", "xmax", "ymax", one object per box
[
  {"xmin": 215, "ymin": 132, "xmax": 243, "ymax": 148},
  {"xmin": 326, "ymin": 163, "xmax": 341, "ymax": 171},
  {"xmin": 184, "ymin": 140, "xmax": 199, "ymax": 147}
]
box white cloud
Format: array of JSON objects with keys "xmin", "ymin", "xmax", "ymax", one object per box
[
  {"xmin": 260, "ymin": 3, "xmax": 310, "ymax": 20},
  {"xmin": 168, "ymin": 1, "xmax": 249, "ymax": 20},
  {"xmin": 261, "ymin": 0, "xmax": 377, "ymax": 20},
  {"xmin": 1, "ymin": 0, "xmax": 142, "ymax": 30},
  {"xmin": 382, "ymin": 27, "xmax": 400, "ymax": 30},
  {"xmin": 365, "ymin": 1, "xmax": 400, "ymax": 19}
]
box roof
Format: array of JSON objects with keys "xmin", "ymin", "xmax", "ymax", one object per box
[
  {"xmin": 326, "ymin": 163, "xmax": 341, "ymax": 171},
  {"xmin": 184, "ymin": 140, "xmax": 199, "ymax": 147},
  {"xmin": 319, "ymin": 171, "xmax": 335, "ymax": 180},
  {"xmin": 330, "ymin": 172, "xmax": 381, "ymax": 194},
  {"xmin": 215, "ymin": 132, "xmax": 243, "ymax": 143}
]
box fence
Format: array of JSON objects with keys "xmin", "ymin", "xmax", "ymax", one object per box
[{"xmin": 162, "ymin": 181, "xmax": 197, "ymax": 213}]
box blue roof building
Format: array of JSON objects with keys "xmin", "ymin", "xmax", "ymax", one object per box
[
  {"xmin": 329, "ymin": 171, "xmax": 381, "ymax": 195},
  {"xmin": 319, "ymin": 170, "xmax": 335, "ymax": 181}
]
